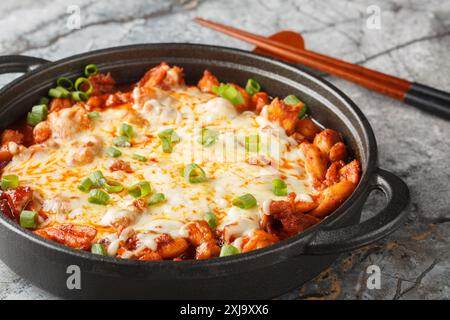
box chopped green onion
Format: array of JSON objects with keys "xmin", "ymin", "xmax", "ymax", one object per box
[
  {"xmin": 26, "ymin": 104, "xmax": 48, "ymax": 126},
  {"xmin": 232, "ymin": 193, "xmax": 257, "ymax": 209},
  {"xmin": 183, "ymin": 163, "xmax": 207, "ymax": 184},
  {"xmin": 100, "ymin": 179, "xmax": 124, "ymax": 193},
  {"xmin": 87, "ymin": 111, "xmax": 100, "ymax": 119},
  {"xmin": 220, "ymin": 244, "xmax": 240, "ymax": 257},
  {"xmin": 74, "ymin": 77, "xmax": 93, "ymax": 95},
  {"xmin": 245, "ymin": 79, "xmax": 261, "ymax": 95},
  {"xmin": 78, "ymin": 177, "xmax": 93, "ymax": 193},
  {"xmin": 105, "ymin": 147, "xmax": 122, "ymax": 158},
  {"xmin": 19, "ymin": 210, "xmax": 38, "ymax": 229},
  {"xmin": 214, "ymin": 83, "xmax": 244, "ymax": 106},
  {"xmin": 56, "ymin": 77, "xmax": 73, "ymax": 90},
  {"xmin": 48, "ymin": 86, "xmax": 71, "ymax": 98},
  {"xmin": 128, "ymin": 181, "xmax": 151, "ymax": 198},
  {"xmin": 0, "ymin": 174, "xmax": 19, "ymax": 190},
  {"xmin": 198, "ymin": 128, "xmax": 219, "ymax": 147},
  {"xmin": 245, "ymin": 135, "xmax": 260, "ymax": 152},
  {"xmin": 148, "ymin": 193, "xmax": 166, "ymax": 206},
  {"xmin": 84, "ymin": 64, "xmax": 99, "ymax": 77},
  {"xmin": 204, "ymin": 212, "xmax": 218, "ymax": 229},
  {"xmin": 120, "ymin": 123, "xmax": 134, "ymax": 138},
  {"xmin": 38, "ymin": 97, "xmax": 50, "ymax": 105},
  {"xmin": 298, "ymin": 104, "xmax": 308, "ymax": 119},
  {"xmin": 89, "ymin": 170, "xmax": 105, "ymax": 187},
  {"xmin": 272, "ymin": 179, "xmax": 288, "ymax": 196},
  {"xmin": 132, "ymin": 154, "xmax": 147, "ymax": 162},
  {"xmin": 71, "ymin": 91, "xmax": 89, "ymax": 102},
  {"xmin": 157, "ymin": 129, "xmax": 180, "ymax": 153},
  {"xmin": 88, "ymin": 189, "xmax": 110, "ymax": 205},
  {"xmin": 91, "ymin": 243, "xmax": 107, "ymax": 256},
  {"xmin": 284, "ymin": 94, "xmax": 301, "ymax": 105},
  {"xmin": 113, "ymin": 136, "xmax": 131, "ymax": 148}
]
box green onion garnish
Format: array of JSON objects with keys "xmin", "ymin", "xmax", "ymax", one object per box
[
  {"xmin": 148, "ymin": 193, "xmax": 166, "ymax": 206},
  {"xmin": 220, "ymin": 245, "xmax": 240, "ymax": 257},
  {"xmin": 113, "ymin": 136, "xmax": 131, "ymax": 148},
  {"xmin": 198, "ymin": 128, "xmax": 219, "ymax": 147},
  {"xmin": 120, "ymin": 123, "xmax": 134, "ymax": 138},
  {"xmin": 88, "ymin": 189, "xmax": 110, "ymax": 205},
  {"xmin": 157, "ymin": 129, "xmax": 181, "ymax": 153},
  {"xmin": 56, "ymin": 77, "xmax": 73, "ymax": 90},
  {"xmin": 232, "ymin": 193, "xmax": 257, "ymax": 209},
  {"xmin": 71, "ymin": 91, "xmax": 89, "ymax": 102},
  {"xmin": 284, "ymin": 94, "xmax": 301, "ymax": 105},
  {"xmin": 48, "ymin": 86, "xmax": 71, "ymax": 98},
  {"xmin": 105, "ymin": 147, "xmax": 122, "ymax": 158},
  {"xmin": 100, "ymin": 179, "xmax": 124, "ymax": 193},
  {"xmin": 272, "ymin": 179, "xmax": 288, "ymax": 196},
  {"xmin": 91, "ymin": 243, "xmax": 107, "ymax": 256},
  {"xmin": 214, "ymin": 83, "xmax": 244, "ymax": 106},
  {"xmin": 74, "ymin": 77, "xmax": 93, "ymax": 95},
  {"xmin": 245, "ymin": 135, "xmax": 260, "ymax": 153},
  {"xmin": 204, "ymin": 211, "xmax": 218, "ymax": 229},
  {"xmin": 38, "ymin": 97, "xmax": 49, "ymax": 105},
  {"xmin": 132, "ymin": 154, "xmax": 147, "ymax": 162},
  {"xmin": 245, "ymin": 79, "xmax": 261, "ymax": 95},
  {"xmin": 89, "ymin": 170, "xmax": 106, "ymax": 187},
  {"xmin": 78, "ymin": 177, "xmax": 93, "ymax": 193},
  {"xmin": 87, "ymin": 111, "xmax": 100, "ymax": 119},
  {"xmin": 0, "ymin": 174, "xmax": 19, "ymax": 190},
  {"xmin": 84, "ymin": 64, "xmax": 99, "ymax": 77},
  {"xmin": 19, "ymin": 210, "xmax": 38, "ymax": 229},
  {"xmin": 298, "ymin": 104, "xmax": 308, "ymax": 119},
  {"xmin": 26, "ymin": 104, "xmax": 48, "ymax": 127},
  {"xmin": 183, "ymin": 163, "xmax": 207, "ymax": 184},
  {"xmin": 128, "ymin": 181, "xmax": 151, "ymax": 198}
]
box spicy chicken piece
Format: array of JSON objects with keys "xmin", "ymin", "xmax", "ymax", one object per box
[
  {"xmin": 34, "ymin": 224, "xmax": 97, "ymax": 250},
  {"xmin": 139, "ymin": 62, "xmax": 184, "ymax": 90},
  {"xmin": 266, "ymin": 98, "xmax": 302, "ymax": 135},
  {"xmin": 296, "ymin": 118, "xmax": 321, "ymax": 141},
  {"xmin": 309, "ymin": 180, "xmax": 356, "ymax": 219},
  {"xmin": 266, "ymin": 192, "xmax": 320, "ymax": 239},
  {"xmin": 33, "ymin": 121, "xmax": 52, "ymax": 144},
  {"xmin": 241, "ymin": 230, "xmax": 279, "ymax": 253},
  {"xmin": 0, "ymin": 187, "xmax": 34, "ymax": 222},
  {"xmin": 329, "ymin": 142, "xmax": 348, "ymax": 162},
  {"xmin": 339, "ymin": 159, "xmax": 361, "ymax": 185},
  {"xmin": 156, "ymin": 234, "xmax": 190, "ymax": 259},
  {"xmin": 109, "ymin": 159, "xmax": 133, "ymax": 173},
  {"xmin": 87, "ymin": 72, "xmax": 116, "ymax": 96},
  {"xmin": 185, "ymin": 220, "xmax": 221, "ymax": 259},
  {"xmin": 252, "ymin": 92, "xmax": 270, "ymax": 114},
  {"xmin": 1, "ymin": 130, "xmax": 23, "ymax": 146},
  {"xmin": 138, "ymin": 248, "xmax": 162, "ymax": 261},
  {"xmin": 313, "ymin": 129, "xmax": 342, "ymax": 160},
  {"xmin": 300, "ymin": 142, "xmax": 328, "ymax": 187},
  {"xmin": 197, "ymin": 70, "xmax": 219, "ymax": 93},
  {"xmin": 49, "ymin": 98, "xmax": 73, "ymax": 113}
]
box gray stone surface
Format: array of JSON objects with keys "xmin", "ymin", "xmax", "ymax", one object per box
[{"xmin": 0, "ymin": 0, "xmax": 449, "ymax": 300}]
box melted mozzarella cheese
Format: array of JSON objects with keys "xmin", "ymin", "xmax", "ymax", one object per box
[{"xmin": 3, "ymin": 84, "xmax": 316, "ymax": 251}]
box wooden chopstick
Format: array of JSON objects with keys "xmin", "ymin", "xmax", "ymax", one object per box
[{"xmin": 194, "ymin": 18, "xmax": 412, "ymax": 101}]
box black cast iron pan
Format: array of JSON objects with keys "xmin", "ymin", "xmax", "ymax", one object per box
[{"xmin": 0, "ymin": 44, "xmax": 409, "ymax": 299}]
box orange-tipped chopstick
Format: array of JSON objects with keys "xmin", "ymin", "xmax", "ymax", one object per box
[
  {"xmin": 194, "ymin": 18, "xmax": 450, "ymax": 119},
  {"xmin": 194, "ymin": 17, "xmax": 410, "ymax": 99}
]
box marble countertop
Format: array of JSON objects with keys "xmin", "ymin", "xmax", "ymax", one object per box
[{"xmin": 0, "ymin": 0, "xmax": 449, "ymax": 300}]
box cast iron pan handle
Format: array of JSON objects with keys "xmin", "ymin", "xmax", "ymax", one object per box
[
  {"xmin": 0, "ymin": 55, "xmax": 50, "ymax": 74},
  {"xmin": 304, "ymin": 169, "xmax": 409, "ymax": 255}
]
